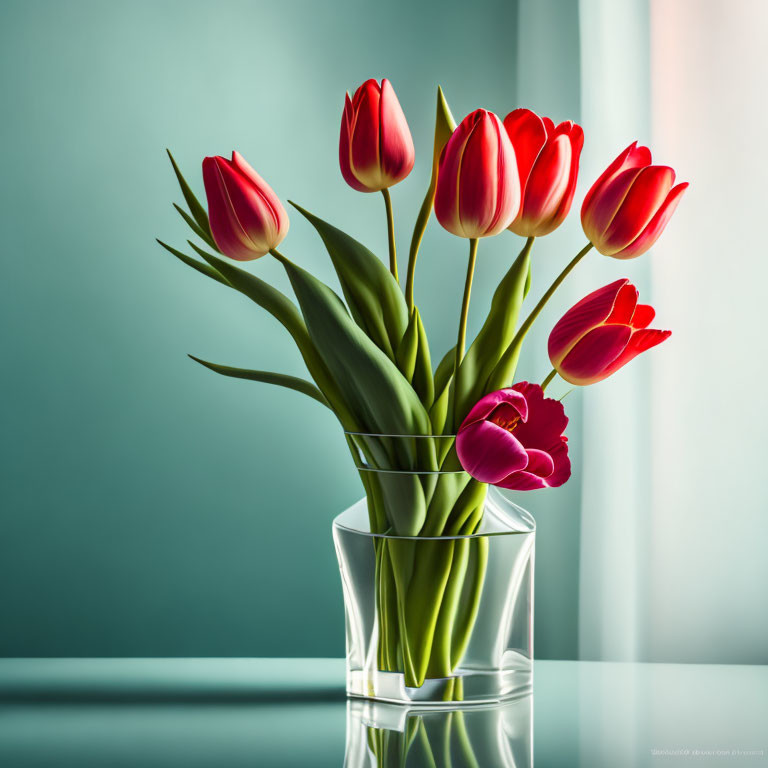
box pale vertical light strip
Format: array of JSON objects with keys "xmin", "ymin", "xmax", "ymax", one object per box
[
  {"xmin": 514, "ymin": 0, "xmax": 583, "ymax": 661},
  {"xmin": 577, "ymin": 0, "xmax": 652, "ymax": 664},
  {"xmin": 649, "ymin": 0, "xmax": 768, "ymax": 663}
]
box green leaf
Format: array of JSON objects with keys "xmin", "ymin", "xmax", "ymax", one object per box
[
  {"xmin": 188, "ymin": 355, "xmax": 330, "ymax": 407},
  {"xmin": 433, "ymin": 345, "xmax": 456, "ymax": 398},
  {"xmin": 411, "ymin": 309, "xmax": 434, "ymax": 408},
  {"xmin": 454, "ymin": 240, "xmax": 532, "ymax": 421},
  {"xmin": 395, "ymin": 310, "xmax": 420, "ymax": 381},
  {"xmin": 166, "ymin": 149, "xmax": 214, "ymax": 241},
  {"xmin": 188, "ymin": 243, "xmax": 353, "ymax": 426},
  {"xmin": 428, "ymin": 345, "xmax": 456, "ymax": 435},
  {"xmin": 290, "ymin": 203, "xmax": 408, "ymax": 360},
  {"xmin": 405, "ymin": 86, "xmax": 457, "ymax": 310},
  {"xmin": 433, "ymin": 86, "xmax": 457, "ymax": 163},
  {"xmin": 173, "ymin": 203, "xmax": 218, "ymax": 251},
  {"xmin": 189, "ymin": 243, "xmax": 308, "ymax": 341},
  {"xmin": 156, "ymin": 239, "xmax": 229, "ymax": 285},
  {"xmin": 274, "ymin": 252, "xmax": 431, "ymax": 437},
  {"xmin": 395, "ymin": 308, "xmax": 433, "ymax": 407}
]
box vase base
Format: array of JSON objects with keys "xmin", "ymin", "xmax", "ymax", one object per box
[{"xmin": 346, "ymin": 653, "xmax": 532, "ymax": 706}]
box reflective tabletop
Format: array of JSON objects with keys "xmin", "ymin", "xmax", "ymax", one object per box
[{"xmin": 0, "ymin": 659, "xmax": 765, "ymax": 766}]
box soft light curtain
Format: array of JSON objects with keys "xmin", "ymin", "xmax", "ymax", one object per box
[{"xmin": 577, "ymin": 0, "xmax": 768, "ymax": 663}]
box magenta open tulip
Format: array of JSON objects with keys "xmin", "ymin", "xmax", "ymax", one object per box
[
  {"xmin": 548, "ymin": 278, "xmax": 671, "ymax": 385},
  {"xmin": 456, "ymin": 382, "xmax": 570, "ymax": 491},
  {"xmin": 503, "ymin": 109, "xmax": 583, "ymax": 237},
  {"xmin": 435, "ymin": 109, "xmax": 521, "ymax": 238},
  {"xmin": 202, "ymin": 151, "xmax": 289, "ymax": 261},
  {"xmin": 581, "ymin": 142, "xmax": 688, "ymax": 258},
  {"xmin": 339, "ymin": 78, "xmax": 415, "ymax": 193}
]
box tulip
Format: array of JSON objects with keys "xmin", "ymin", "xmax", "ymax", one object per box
[
  {"xmin": 339, "ymin": 79, "xmax": 415, "ymax": 193},
  {"xmin": 503, "ymin": 109, "xmax": 583, "ymax": 237},
  {"xmin": 456, "ymin": 382, "xmax": 570, "ymax": 491},
  {"xmin": 581, "ymin": 142, "xmax": 688, "ymax": 258},
  {"xmin": 202, "ymin": 151, "xmax": 289, "ymax": 261},
  {"xmin": 548, "ymin": 278, "xmax": 671, "ymax": 385},
  {"xmin": 435, "ymin": 109, "xmax": 521, "ymax": 238}
]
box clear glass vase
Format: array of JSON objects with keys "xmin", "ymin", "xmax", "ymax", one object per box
[
  {"xmin": 344, "ymin": 695, "xmax": 532, "ymax": 767},
  {"xmin": 334, "ymin": 433, "xmax": 535, "ymax": 706}
]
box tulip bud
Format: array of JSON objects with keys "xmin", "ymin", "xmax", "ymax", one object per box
[
  {"xmin": 202, "ymin": 151, "xmax": 289, "ymax": 261},
  {"xmin": 339, "ymin": 79, "xmax": 415, "ymax": 193},
  {"xmin": 548, "ymin": 278, "xmax": 671, "ymax": 385},
  {"xmin": 434, "ymin": 109, "xmax": 521, "ymax": 239},
  {"xmin": 581, "ymin": 142, "xmax": 688, "ymax": 258},
  {"xmin": 456, "ymin": 382, "xmax": 570, "ymax": 491},
  {"xmin": 503, "ymin": 109, "xmax": 583, "ymax": 237}
]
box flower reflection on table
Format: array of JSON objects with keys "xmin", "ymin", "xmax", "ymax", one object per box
[{"xmin": 345, "ymin": 695, "xmax": 532, "ymax": 768}]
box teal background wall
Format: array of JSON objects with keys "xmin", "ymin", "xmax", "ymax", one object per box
[{"xmin": 0, "ymin": 0, "xmax": 585, "ymax": 658}]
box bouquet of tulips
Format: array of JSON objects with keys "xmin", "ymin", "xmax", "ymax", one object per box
[{"xmin": 157, "ymin": 79, "xmax": 686, "ymax": 690}]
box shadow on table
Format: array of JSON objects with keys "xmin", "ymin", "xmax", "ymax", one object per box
[{"xmin": 0, "ymin": 659, "xmax": 346, "ymax": 705}]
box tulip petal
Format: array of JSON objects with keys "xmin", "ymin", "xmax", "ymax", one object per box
[
  {"xmin": 510, "ymin": 382, "xmax": 568, "ymax": 452},
  {"xmin": 497, "ymin": 448, "xmax": 555, "ymax": 491},
  {"xmin": 458, "ymin": 112, "xmax": 500, "ymax": 236},
  {"xmin": 503, "ymin": 108, "xmax": 547, "ymax": 192},
  {"xmin": 460, "ymin": 387, "xmax": 528, "ymax": 430},
  {"xmin": 349, "ymin": 80, "xmax": 382, "ymax": 188},
  {"xmin": 601, "ymin": 165, "xmax": 675, "ymax": 253},
  {"xmin": 487, "ymin": 115, "xmax": 521, "ymax": 234},
  {"xmin": 549, "ymin": 123, "xmax": 584, "ymax": 226},
  {"xmin": 558, "ymin": 324, "xmax": 632, "ymax": 385},
  {"xmin": 581, "ymin": 141, "xmax": 651, "ymax": 219},
  {"xmin": 631, "ymin": 303, "xmax": 655, "ymax": 329},
  {"xmin": 582, "ymin": 166, "xmax": 646, "ymax": 250},
  {"xmin": 524, "ymin": 448, "xmax": 555, "ymax": 478},
  {"xmin": 547, "ymin": 278, "xmax": 629, "ymax": 366},
  {"xmin": 378, "ymin": 79, "xmax": 415, "ymax": 186},
  {"xmin": 455, "ymin": 419, "xmax": 529, "ymax": 484},
  {"xmin": 599, "ymin": 328, "xmax": 671, "ymax": 378},
  {"xmin": 435, "ymin": 116, "xmax": 474, "ymax": 236},
  {"xmin": 611, "ymin": 182, "xmax": 688, "ymax": 259},
  {"xmin": 339, "ymin": 93, "xmax": 370, "ymax": 192},
  {"xmin": 203, "ymin": 157, "xmax": 263, "ymax": 260},
  {"xmin": 605, "ymin": 281, "xmax": 639, "ymax": 325},
  {"xmin": 542, "ymin": 116, "xmax": 555, "ymax": 135},
  {"xmin": 231, "ymin": 151, "xmax": 289, "ymax": 242},
  {"xmin": 216, "ymin": 156, "xmax": 282, "ymax": 253},
  {"xmin": 519, "ymin": 134, "xmax": 571, "ymax": 229}
]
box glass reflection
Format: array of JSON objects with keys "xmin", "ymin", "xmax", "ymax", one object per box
[{"xmin": 345, "ymin": 696, "xmax": 532, "ymax": 768}]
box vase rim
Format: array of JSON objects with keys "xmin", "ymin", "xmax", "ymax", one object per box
[{"xmin": 333, "ymin": 489, "xmax": 536, "ymax": 540}]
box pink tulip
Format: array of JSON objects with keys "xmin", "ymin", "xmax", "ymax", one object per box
[
  {"xmin": 339, "ymin": 79, "xmax": 415, "ymax": 193},
  {"xmin": 581, "ymin": 142, "xmax": 688, "ymax": 258},
  {"xmin": 435, "ymin": 109, "xmax": 521, "ymax": 238},
  {"xmin": 456, "ymin": 382, "xmax": 570, "ymax": 491},
  {"xmin": 503, "ymin": 109, "xmax": 583, "ymax": 237},
  {"xmin": 202, "ymin": 151, "xmax": 289, "ymax": 261},
  {"xmin": 548, "ymin": 279, "xmax": 671, "ymax": 385}
]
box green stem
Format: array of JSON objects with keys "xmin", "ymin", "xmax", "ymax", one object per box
[
  {"xmin": 487, "ymin": 241, "xmax": 593, "ymax": 391},
  {"xmin": 454, "ymin": 238, "xmax": 479, "ymax": 384},
  {"xmin": 382, "ymin": 188, "xmax": 398, "ymax": 283},
  {"xmin": 405, "ymin": 179, "xmax": 436, "ymax": 311},
  {"xmin": 450, "ymin": 536, "xmax": 489, "ymax": 669},
  {"xmin": 541, "ymin": 368, "xmax": 557, "ymax": 392},
  {"xmin": 516, "ymin": 241, "xmax": 593, "ymax": 344}
]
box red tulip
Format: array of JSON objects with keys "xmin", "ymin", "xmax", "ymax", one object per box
[
  {"xmin": 456, "ymin": 382, "xmax": 570, "ymax": 491},
  {"xmin": 202, "ymin": 151, "xmax": 289, "ymax": 261},
  {"xmin": 339, "ymin": 79, "xmax": 415, "ymax": 193},
  {"xmin": 435, "ymin": 109, "xmax": 521, "ymax": 238},
  {"xmin": 548, "ymin": 279, "xmax": 670, "ymax": 385},
  {"xmin": 581, "ymin": 142, "xmax": 688, "ymax": 258},
  {"xmin": 503, "ymin": 109, "xmax": 583, "ymax": 237}
]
